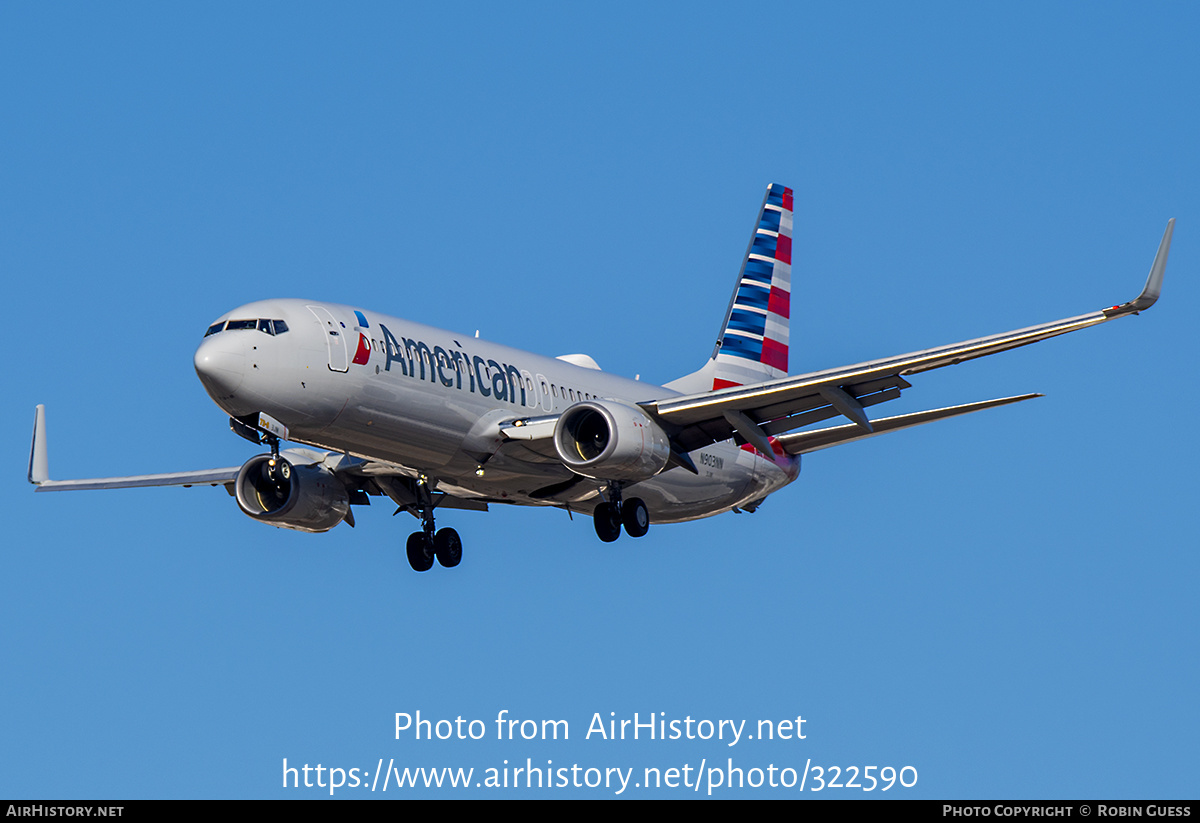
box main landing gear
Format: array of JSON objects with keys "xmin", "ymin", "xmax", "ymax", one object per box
[
  {"xmin": 404, "ymin": 479, "xmax": 462, "ymax": 572},
  {"xmin": 592, "ymin": 487, "xmax": 650, "ymax": 543},
  {"xmin": 406, "ymin": 526, "xmax": 461, "ymax": 572}
]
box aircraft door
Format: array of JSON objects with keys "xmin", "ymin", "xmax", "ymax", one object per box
[
  {"xmin": 307, "ymin": 305, "xmax": 349, "ymax": 373},
  {"xmin": 535, "ymin": 374, "xmax": 554, "ymax": 412}
]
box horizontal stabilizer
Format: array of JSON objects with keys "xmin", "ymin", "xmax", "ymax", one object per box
[{"xmin": 775, "ymin": 394, "xmax": 1042, "ymax": 455}]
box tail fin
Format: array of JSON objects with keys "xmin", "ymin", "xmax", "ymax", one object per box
[{"xmin": 667, "ymin": 183, "xmax": 793, "ymax": 393}]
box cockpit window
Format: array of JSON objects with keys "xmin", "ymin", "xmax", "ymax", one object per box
[{"xmin": 204, "ymin": 318, "xmax": 289, "ymax": 337}]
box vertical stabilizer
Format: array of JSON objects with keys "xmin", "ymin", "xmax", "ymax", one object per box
[{"xmin": 666, "ymin": 183, "xmax": 793, "ymax": 393}]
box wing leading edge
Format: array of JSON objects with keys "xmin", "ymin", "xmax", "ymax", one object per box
[{"xmin": 643, "ymin": 220, "xmax": 1174, "ymax": 453}]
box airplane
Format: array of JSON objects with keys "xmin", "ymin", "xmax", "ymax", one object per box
[{"xmin": 28, "ymin": 184, "xmax": 1174, "ymax": 572}]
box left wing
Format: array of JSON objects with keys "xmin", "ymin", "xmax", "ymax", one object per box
[{"xmin": 642, "ymin": 220, "xmax": 1174, "ymax": 453}]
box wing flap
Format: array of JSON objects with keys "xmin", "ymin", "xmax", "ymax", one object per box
[{"xmin": 760, "ymin": 386, "xmax": 901, "ymax": 436}]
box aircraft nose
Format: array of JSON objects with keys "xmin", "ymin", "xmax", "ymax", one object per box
[{"xmin": 194, "ymin": 333, "xmax": 246, "ymax": 399}]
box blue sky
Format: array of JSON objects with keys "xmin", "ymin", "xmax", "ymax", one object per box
[{"xmin": 2, "ymin": 3, "xmax": 1197, "ymax": 798}]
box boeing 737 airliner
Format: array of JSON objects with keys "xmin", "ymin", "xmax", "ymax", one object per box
[{"xmin": 29, "ymin": 185, "xmax": 1174, "ymax": 571}]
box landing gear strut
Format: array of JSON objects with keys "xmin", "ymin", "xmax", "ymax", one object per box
[
  {"xmin": 263, "ymin": 433, "xmax": 288, "ymax": 484},
  {"xmin": 404, "ymin": 477, "xmax": 463, "ymax": 572},
  {"xmin": 592, "ymin": 485, "xmax": 650, "ymax": 542}
]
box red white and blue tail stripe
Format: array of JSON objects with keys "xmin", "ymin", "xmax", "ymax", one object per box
[{"xmin": 710, "ymin": 183, "xmax": 792, "ymax": 390}]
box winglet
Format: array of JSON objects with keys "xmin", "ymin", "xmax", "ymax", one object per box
[
  {"xmin": 29, "ymin": 405, "xmax": 49, "ymax": 485},
  {"xmin": 1105, "ymin": 219, "xmax": 1174, "ymax": 317}
]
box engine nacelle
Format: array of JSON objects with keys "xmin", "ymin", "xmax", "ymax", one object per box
[
  {"xmin": 234, "ymin": 454, "xmax": 349, "ymax": 533},
  {"xmin": 553, "ymin": 400, "xmax": 672, "ymax": 482}
]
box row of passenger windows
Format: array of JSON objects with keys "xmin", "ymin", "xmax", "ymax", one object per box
[
  {"xmin": 545, "ymin": 383, "xmax": 593, "ymax": 403},
  {"xmin": 205, "ymin": 319, "xmax": 290, "ymax": 337}
]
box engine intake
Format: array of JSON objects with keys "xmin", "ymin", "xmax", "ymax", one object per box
[
  {"xmin": 554, "ymin": 400, "xmax": 671, "ymax": 482},
  {"xmin": 234, "ymin": 454, "xmax": 349, "ymax": 533}
]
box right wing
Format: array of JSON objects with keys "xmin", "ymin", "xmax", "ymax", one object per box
[
  {"xmin": 28, "ymin": 405, "xmax": 489, "ymax": 520},
  {"xmin": 641, "ymin": 220, "xmax": 1174, "ymax": 454},
  {"xmin": 28, "ymin": 405, "xmax": 240, "ymax": 492}
]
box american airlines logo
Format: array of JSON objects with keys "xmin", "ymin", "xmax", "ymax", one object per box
[{"xmin": 374, "ymin": 323, "xmax": 529, "ymax": 406}]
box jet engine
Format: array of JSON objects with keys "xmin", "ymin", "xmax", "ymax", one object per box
[
  {"xmin": 553, "ymin": 400, "xmax": 672, "ymax": 482},
  {"xmin": 234, "ymin": 453, "xmax": 349, "ymax": 533}
]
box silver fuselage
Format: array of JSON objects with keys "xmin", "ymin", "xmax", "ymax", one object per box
[{"xmin": 193, "ymin": 299, "xmax": 799, "ymax": 523}]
